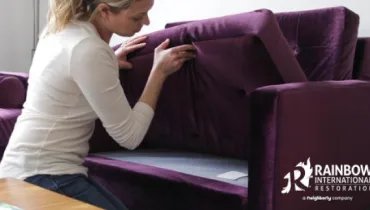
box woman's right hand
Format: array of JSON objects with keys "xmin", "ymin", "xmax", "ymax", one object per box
[{"xmin": 152, "ymin": 39, "xmax": 197, "ymax": 78}]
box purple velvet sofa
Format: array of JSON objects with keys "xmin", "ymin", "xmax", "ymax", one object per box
[
  {"xmin": 1, "ymin": 6, "xmax": 370, "ymax": 210},
  {"xmin": 0, "ymin": 72, "xmax": 28, "ymax": 159},
  {"xmin": 86, "ymin": 9, "xmax": 307, "ymax": 210}
]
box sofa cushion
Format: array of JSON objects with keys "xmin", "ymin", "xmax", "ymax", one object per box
[
  {"xmin": 0, "ymin": 108, "xmax": 21, "ymax": 147},
  {"xmin": 166, "ymin": 7, "xmax": 360, "ymax": 81},
  {"xmin": 85, "ymin": 151, "xmax": 248, "ymax": 210},
  {"xmin": 275, "ymin": 6, "xmax": 359, "ymax": 81},
  {"xmin": 0, "ymin": 76, "xmax": 26, "ymax": 108},
  {"xmin": 90, "ymin": 9, "xmax": 307, "ymax": 159}
]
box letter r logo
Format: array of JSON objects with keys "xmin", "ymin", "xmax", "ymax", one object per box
[{"xmin": 281, "ymin": 158, "xmax": 313, "ymax": 194}]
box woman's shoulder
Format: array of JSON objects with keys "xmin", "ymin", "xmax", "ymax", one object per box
[
  {"xmin": 36, "ymin": 21, "xmax": 115, "ymax": 65},
  {"xmin": 41, "ymin": 21, "xmax": 107, "ymax": 51}
]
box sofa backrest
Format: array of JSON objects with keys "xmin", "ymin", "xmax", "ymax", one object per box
[
  {"xmin": 275, "ymin": 6, "xmax": 359, "ymax": 81},
  {"xmin": 166, "ymin": 7, "xmax": 360, "ymax": 81},
  {"xmin": 89, "ymin": 9, "xmax": 307, "ymax": 159}
]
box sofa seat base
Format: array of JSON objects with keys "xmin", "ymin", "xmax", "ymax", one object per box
[{"xmin": 85, "ymin": 149, "xmax": 248, "ymax": 210}]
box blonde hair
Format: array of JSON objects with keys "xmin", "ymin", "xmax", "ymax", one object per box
[{"xmin": 46, "ymin": 0, "xmax": 135, "ymax": 34}]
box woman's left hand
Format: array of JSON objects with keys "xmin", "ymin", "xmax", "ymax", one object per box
[{"xmin": 115, "ymin": 35, "xmax": 147, "ymax": 70}]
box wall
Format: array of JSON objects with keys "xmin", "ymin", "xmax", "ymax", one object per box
[
  {"xmin": 110, "ymin": 0, "xmax": 370, "ymax": 46},
  {"xmin": 0, "ymin": 1, "xmax": 33, "ymax": 72},
  {"xmin": 39, "ymin": 0, "xmax": 49, "ymax": 33}
]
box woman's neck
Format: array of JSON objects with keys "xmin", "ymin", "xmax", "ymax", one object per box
[{"xmin": 91, "ymin": 20, "xmax": 113, "ymax": 44}]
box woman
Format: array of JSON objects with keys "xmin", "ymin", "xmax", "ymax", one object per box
[{"xmin": 0, "ymin": 0, "xmax": 196, "ymax": 209}]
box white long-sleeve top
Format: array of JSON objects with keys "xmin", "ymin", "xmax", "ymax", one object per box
[{"xmin": 0, "ymin": 21, "xmax": 154, "ymax": 180}]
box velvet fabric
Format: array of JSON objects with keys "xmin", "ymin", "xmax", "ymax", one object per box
[
  {"xmin": 248, "ymin": 80, "xmax": 370, "ymax": 210},
  {"xmin": 0, "ymin": 76, "xmax": 26, "ymax": 108},
  {"xmin": 85, "ymin": 155, "xmax": 248, "ymax": 210},
  {"xmin": 0, "ymin": 71, "xmax": 29, "ymax": 89},
  {"xmin": 165, "ymin": 6, "xmax": 360, "ymax": 81},
  {"xmin": 0, "ymin": 6, "xmax": 367, "ymax": 210},
  {"xmin": 86, "ymin": 7, "xmax": 365, "ymax": 210},
  {"xmin": 0, "ymin": 72, "xmax": 28, "ymax": 160},
  {"xmin": 92, "ymin": 149, "xmax": 248, "ymax": 187},
  {"xmin": 87, "ymin": 9, "xmax": 309, "ymax": 210},
  {"xmin": 0, "ymin": 108, "xmax": 21, "ymax": 149},
  {"xmin": 275, "ymin": 7, "xmax": 359, "ymax": 80},
  {"xmin": 89, "ymin": 9, "xmax": 307, "ymax": 159}
]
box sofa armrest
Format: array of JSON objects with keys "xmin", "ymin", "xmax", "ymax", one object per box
[
  {"xmin": 0, "ymin": 76, "xmax": 26, "ymax": 108},
  {"xmin": 248, "ymin": 80, "xmax": 370, "ymax": 210},
  {"xmin": 0, "ymin": 71, "xmax": 29, "ymax": 88},
  {"xmin": 0, "ymin": 72, "xmax": 29, "ymax": 108}
]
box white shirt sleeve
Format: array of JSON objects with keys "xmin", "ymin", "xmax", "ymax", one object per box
[{"xmin": 69, "ymin": 37, "xmax": 154, "ymax": 150}]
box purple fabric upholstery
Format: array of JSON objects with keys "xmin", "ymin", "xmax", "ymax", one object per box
[
  {"xmin": 0, "ymin": 72, "xmax": 28, "ymax": 160},
  {"xmin": 165, "ymin": 7, "xmax": 360, "ymax": 81},
  {"xmin": 0, "ymin": 108, "xmax": 21, "ymax": 148},
  {"xmin": 0, "ymin": 7, "xmax": 365, "ymax": 210},
  {"xmin": 89, "ymin": 120, "xmax": 122, "ymax": 153},
  {"xmin": 275, "ymin": 7, "xmax": 359, "ymax": 81},
  {"xmin": 0, "ymin": 76, "xmax": 26, "ymax": 108},
  {"xmin": 91, "ymin": 149, "xmax": 248, "ymax": 187},
  {"xmin": 353, "ymin": 38, "xmax": 370, "ymax": 80},
  {"xmin": 248, "ymin": 80, "xmax": 370, "ymax": 210},
  {"xmin": 87, "ymin": 9, "xmax": 310, "ymax": 210},
  {"xmin": 90, "ymin": 9, "xmax": 307, "ymax": 159},
  {"xmin": 0, "ymin": 71, "xmax": 29, "ymax": 90},
  {"xmin": 0, "ymin": 75, "xmax": 25, "ymax": 152},
  {"xmin": 165, "ymin": 21, "xmax": 192, "ymax": 29},
  {"xmin": 85, "ymin": 155, "xmax": 247, "ymax": 210},
  {"xmin": 0, "ymin": 146, "xmax": 4, "ymax": 160}
]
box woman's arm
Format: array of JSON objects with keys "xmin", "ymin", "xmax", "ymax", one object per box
[
  {"xmin": 70, "ymin": 37, "xmax": 154, "ymax": 150},
  {"xmin": 70, "ymin": 38, "xmax": 195, "ymax": 150}
]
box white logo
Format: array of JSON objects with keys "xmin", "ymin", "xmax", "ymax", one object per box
[
  {"xmin": 282, "ymin": 158, "xmax": 313, "ymax": 194},
  {"xmin": 281, "ymin": 158, "xmax": 370, "ymax": 200}
]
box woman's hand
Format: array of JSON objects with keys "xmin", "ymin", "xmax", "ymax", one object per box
[
  {"xmin": 138, "ymin": 39, "xmax": 197, "ymax": 111},
  {"xmin": 152, "ymin": 39, "xmax": 196, "ymax": 78},
  {"xmin": 115, "ymin": 35, "xmax": 147, "ymax": 69}
]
